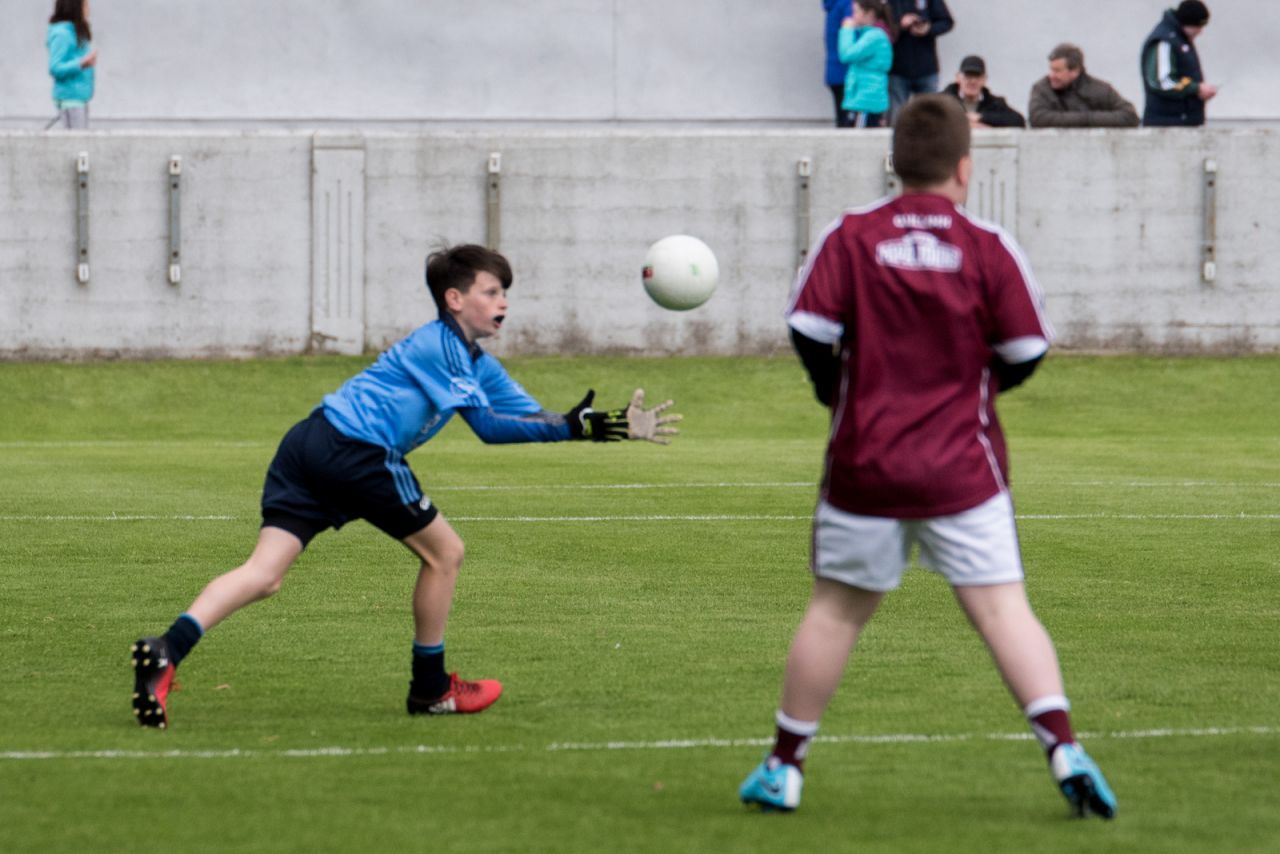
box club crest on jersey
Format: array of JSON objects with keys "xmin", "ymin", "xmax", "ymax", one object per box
[
  {"xmin": 449, "ymin": 377, "xmax": 478, "ymax": 398},
  {"xmin": 875, "ymin": 231, "xmax": 963, "ymax": 272}
]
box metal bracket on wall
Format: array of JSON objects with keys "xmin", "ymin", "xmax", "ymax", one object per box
[
  {"xmin": 76, "ymin": 151, "xmax": 90, "ymax": 284},
  {"xmin": 884, "ymin": 151, "xmax": 901, "ymax": 196},
  {"xmin": 486, "ymin": 152, "xmax": 502, "ymax": 250},
  {"xmin": 795, "ymin": 158, "xmax": 812, "ymax": 271},
  {"xmin": 168, "ymin": 156, "xmax": 182, "ymax": 284},
  {"xmin": 1201, "ymin": 157, "xmax": 1217, "ymax": 284}
]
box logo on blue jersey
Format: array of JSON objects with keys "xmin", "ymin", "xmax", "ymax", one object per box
[{"xmin": 450, "ymin": 377, "xmax": 478, "ymax": 398}]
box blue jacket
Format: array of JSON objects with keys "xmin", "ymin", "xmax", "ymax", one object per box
[
  {"xmin": 838, "ymin": 24, "xmax": 893, "ymax": 114},
  {"xmin": 1141, "ymin": 9, "xmax": 1205, "ymax": 126},
  {"xmin": 823, "ymin": 0, "xmax": 854, "ymax": 86},
  {"xmin": 47, "ymin": 22, "xmax": 94, "ymax": 103}
]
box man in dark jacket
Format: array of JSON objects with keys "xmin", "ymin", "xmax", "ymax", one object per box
[
  {"xmin": 1028, "ymin": 43, "xmax": 1139, "ymax": 128},
  {"xmin": 941, "ymin": 55, "xmax": 1025, "ymax": 128},
  {"xmin": 1142, "ymin": 1, "xmax": 1217, "ymax": 126},
  {"xmin": 823, "ymin": 0, "xmax": 855, "ymax": 127},
  {"xmin": 887, "ymin": 0, "xmax": 954, "ymax": 122}
]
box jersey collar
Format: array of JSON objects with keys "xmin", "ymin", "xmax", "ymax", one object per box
[{"xmin": 440, "ymin": 313, "xmax": 484, "ymax": 361}]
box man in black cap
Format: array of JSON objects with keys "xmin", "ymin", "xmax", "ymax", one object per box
[
  {"xmin": 941, "ymin": 55, "xmax": 1026, "ymax": 128},
  {"xmin": 1142, "ymin": 1, "xmax": 1217, "ymax": 126}
]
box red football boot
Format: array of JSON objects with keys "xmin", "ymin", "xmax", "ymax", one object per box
[
  {"xmin": 131, "ymin": 637, "xmax": 176, "ymax": 729},
  {"xmin": 407, "ymin": 672, "xmax": 503, "ymax": 715}
]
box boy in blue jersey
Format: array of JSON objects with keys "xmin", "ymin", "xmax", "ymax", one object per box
[{"xmin": 130, "ymin": 244, "xmax": 680, "ymax": 728}]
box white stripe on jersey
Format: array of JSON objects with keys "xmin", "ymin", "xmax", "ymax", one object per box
[
  {"xmin": 954, "ymin": 205, "xmax": 1055, "ymax": 342},
  {"xmin": 788, "ymin": 311, "xmax": 844, "ymax": 345},
  {"xmin": 785, "ymin": 196, "xmax": 897, "ymax": 319},
  {"xmin": 975, "ymin": 366, "xmax": 1008, "ymax": 493},
  {"xmin": 993, "ymin": 335, "xmax": 1049, "ymax": 365}
]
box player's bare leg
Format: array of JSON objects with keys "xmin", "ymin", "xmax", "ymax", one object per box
[
  {"xmin": 781, "ymin": 578, "xmax": 885, "ymax": 721},
  {"xmin": 741, "ymin": 579, "xmax": 884, "ymax": 811},
  {"xmin": 186, "ymin": 526, "xmax": 304, "ymax": 630},
  {"xmin": 953, "ymin": 581, "xmax": 1117, "ymax": 819},
  {"xmin": 951, "ymin": 581, "xmax": 1063, "ymax": 705},
  {"xmin": 402, "ymin": 513, "xmax": 465, "ymax": 646},
  {"xmin": 402, "ymin": 513, "xmax": 501, "ymax": 714},
  {"xmin": 131, "ymin": 526, "xmax": 302, "ymax": 728}
]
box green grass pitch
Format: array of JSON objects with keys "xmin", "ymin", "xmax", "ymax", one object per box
[{"xmin": 1, "ymin": 354, "xmax": 1277, "ymax": 853}]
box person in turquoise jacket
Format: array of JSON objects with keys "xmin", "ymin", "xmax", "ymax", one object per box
[
  {"xmin": 47, "ymin": 0, "xmax": 97, "ymax": 129},
  {"xmin": 837, "ymin": 0, "xmax": 896, "ymax": 128}
]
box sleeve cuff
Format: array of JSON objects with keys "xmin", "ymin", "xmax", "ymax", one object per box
[
  {"xmin": 788, "ymin": 311, "xmax": 844, "ymax": 345},
  {"xmin": 993, "ymin": 335, "xmax": 1049, "ymax": 364}
]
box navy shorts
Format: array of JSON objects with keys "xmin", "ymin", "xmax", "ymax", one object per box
[{"xmin": 261, "ymin": 409, "xmax": 439, "ymax": 547}]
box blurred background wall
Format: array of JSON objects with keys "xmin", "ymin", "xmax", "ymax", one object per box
[{"xmin": 0, "ymin": 0, "xmax": 1272, "ymax": 126}]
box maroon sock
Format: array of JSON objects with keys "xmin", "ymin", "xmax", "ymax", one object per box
[
  {"xmin": 1029, "ymin": 708, "xmax": 1076, "ymax": 756},
  {"xmin": 770, "ymin": 714, "xmax": 818, "ymax": 772}
]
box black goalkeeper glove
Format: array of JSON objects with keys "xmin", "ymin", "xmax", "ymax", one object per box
[{"xmin": 566, "ymin": 389, "xmax": 628, "ymax": 442}]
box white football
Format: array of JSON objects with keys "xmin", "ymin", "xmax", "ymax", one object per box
[{"xmin": 642, "ymin": 235, "xmax": 720, "ymax": 311}]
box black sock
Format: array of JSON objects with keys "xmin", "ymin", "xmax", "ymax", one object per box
[
  {"xmin": 162, "ymin": 613, "xmax": 204, "ymax": 666},
  {"xmin": 410, "ymin": 642, "xmax": 448, "ymax": 699}
]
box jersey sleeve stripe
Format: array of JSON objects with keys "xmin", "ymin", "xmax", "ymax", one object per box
[
  {"xmin": 789, "ymin": 311, "xmax": 845, "ymax": 345},
  {"xmin": 993, "ymin": 335, "xmax": 1049, "ymax": 364},
  {"xmin": 785, "ymin": 196, "xmax": 896, "ymax": 318},
  {"xmin": 956, "ymin": 206, "xmax": 1055, "ymax": 342}
]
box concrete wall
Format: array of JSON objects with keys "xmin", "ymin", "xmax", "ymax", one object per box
[
  {"xmin": 0, "ymin": 0, "xmax": 1273, "ymax": 125},
  {"xmin": 2, "ymin": 127, "xmax": 1277, "ymax": 359},
  {"xmin": 0, "ymin": 132, "xmax": 313, "ymax": 358}
]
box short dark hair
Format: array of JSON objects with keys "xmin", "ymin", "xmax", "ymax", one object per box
[
  {"xmin": 892, "ymin": 95, "xmax": 970, "ymax": 188},
  {"xmin": 1175, "ymin": 0, "xmax": 1210, "ymax": 27},
  {"xmin": 50, "ymin": 0, "xmax": 91, "ymax": 45},
  {"xmin": 1048, "ymin": 43, "xmax": 1084, "ymax": 70},
  {"xmin": 424, "ymin": 244, "xmax": 512, "ymax": 315}
]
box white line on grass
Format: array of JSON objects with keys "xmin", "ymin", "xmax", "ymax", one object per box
[
  {"xmin": 2, "ymin": 513, "xmax": 1278, "ymax": 523},
  {"xmin": 0, "ymin": 515, "xmax": 239, "ymax": 522},
  {"xmin": 2, "ymin": 725, "xmax": 1273, "ymax": 762},
  {"xmin": 0, "ymin": 440, "xmax": 267, "ymax": 449},
  {"xmin": 431, "ymin": 481, "xmax": 816, "ymax": 492}
]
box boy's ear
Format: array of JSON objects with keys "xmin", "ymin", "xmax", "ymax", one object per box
[{"xmin": 443, "ymin": 287, "xmax": 465, "ymax": 313}]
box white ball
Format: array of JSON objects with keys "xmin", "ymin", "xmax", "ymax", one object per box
[{"xmin": 642, "ymin": 235, "xmax": 720, "ymax": 311}]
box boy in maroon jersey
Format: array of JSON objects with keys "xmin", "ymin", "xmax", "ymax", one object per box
[{"xmin": 738, "ymin": 94, "xmax": 1116, "ymax": 819}]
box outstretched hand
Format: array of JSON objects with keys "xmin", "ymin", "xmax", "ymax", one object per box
[{"xmin": 625, "ymin": 388, "xmax": 681, "ymax": 445}]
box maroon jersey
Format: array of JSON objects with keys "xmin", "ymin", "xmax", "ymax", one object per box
[{"xmin": 787, "ymin": 193, "xmax": 1052, "ymax": 518}]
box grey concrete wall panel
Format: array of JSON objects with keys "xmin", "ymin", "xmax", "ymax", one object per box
[
  {"xmin": 363, "ymin": 130, "xmax": 893, "ymax": 356},
  {"xmin": 2, "ymin": 1, "xmax": 1273, "ymax": 125},
  {"xmin": 968, "ymin": 135, "xmax": 1018, "ymax": 233},
  {"xmin": 311, "ymin": 134, "xmax": 367, "ymax": 354},
  {"xmin": 2, "ymin": 128, "xmax": 1279, "ymax": 358},
  {"xmin": 1017, "ymin": 129, "xmax": 1280, "ymax": 353},
  {"xmin": 0, "ymin": 133, "xmax": 312, "ymax": 359}
]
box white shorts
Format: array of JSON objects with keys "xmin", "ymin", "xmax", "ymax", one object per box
[{"xmin": 812, "ymin": 491, "xmax": 1024, "ymax": 591}]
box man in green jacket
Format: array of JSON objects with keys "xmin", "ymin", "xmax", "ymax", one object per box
[{"xmin": 1028, "ymin": 43, "xmax": 1139, "ymax": 128}]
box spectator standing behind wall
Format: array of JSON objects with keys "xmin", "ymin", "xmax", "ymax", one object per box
[
  {"xmin": 940, "ymin": 55, "xmax": 1025, "ymax": 129},
  {"xmin": 1142, "ymin": 1, "xmax": 1216, "ymax": 127},
  {"xmin": 886, "ymin": 0, "xmax": 954, "ymax": 122},
  {"xmin": 1028, "ymin": 44, "xmax": 1139, "ymax": 128},
  {"xmin": 823, "ymin": 0, "xmax": 855, "ymax": 127},
  {"xmin": 46, "ymin": 0, "xmax": 97, "ymax": 129},
  {"xmin": 837, "ymin": 0, "xmax": 896, "ymax": 128}
]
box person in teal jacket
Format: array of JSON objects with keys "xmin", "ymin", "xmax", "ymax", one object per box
[
  {"xmin": 837, "ymin": 0, "xmax": 896, "ymax": 128},
  {"xmin": 47, "ymin": 0, "xmax": 97, "ymax": 129}
]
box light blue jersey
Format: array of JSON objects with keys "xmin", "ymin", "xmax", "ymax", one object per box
[{"xmin": 322, "ymin": 317, "xmax": 566, "ymax": 455}]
